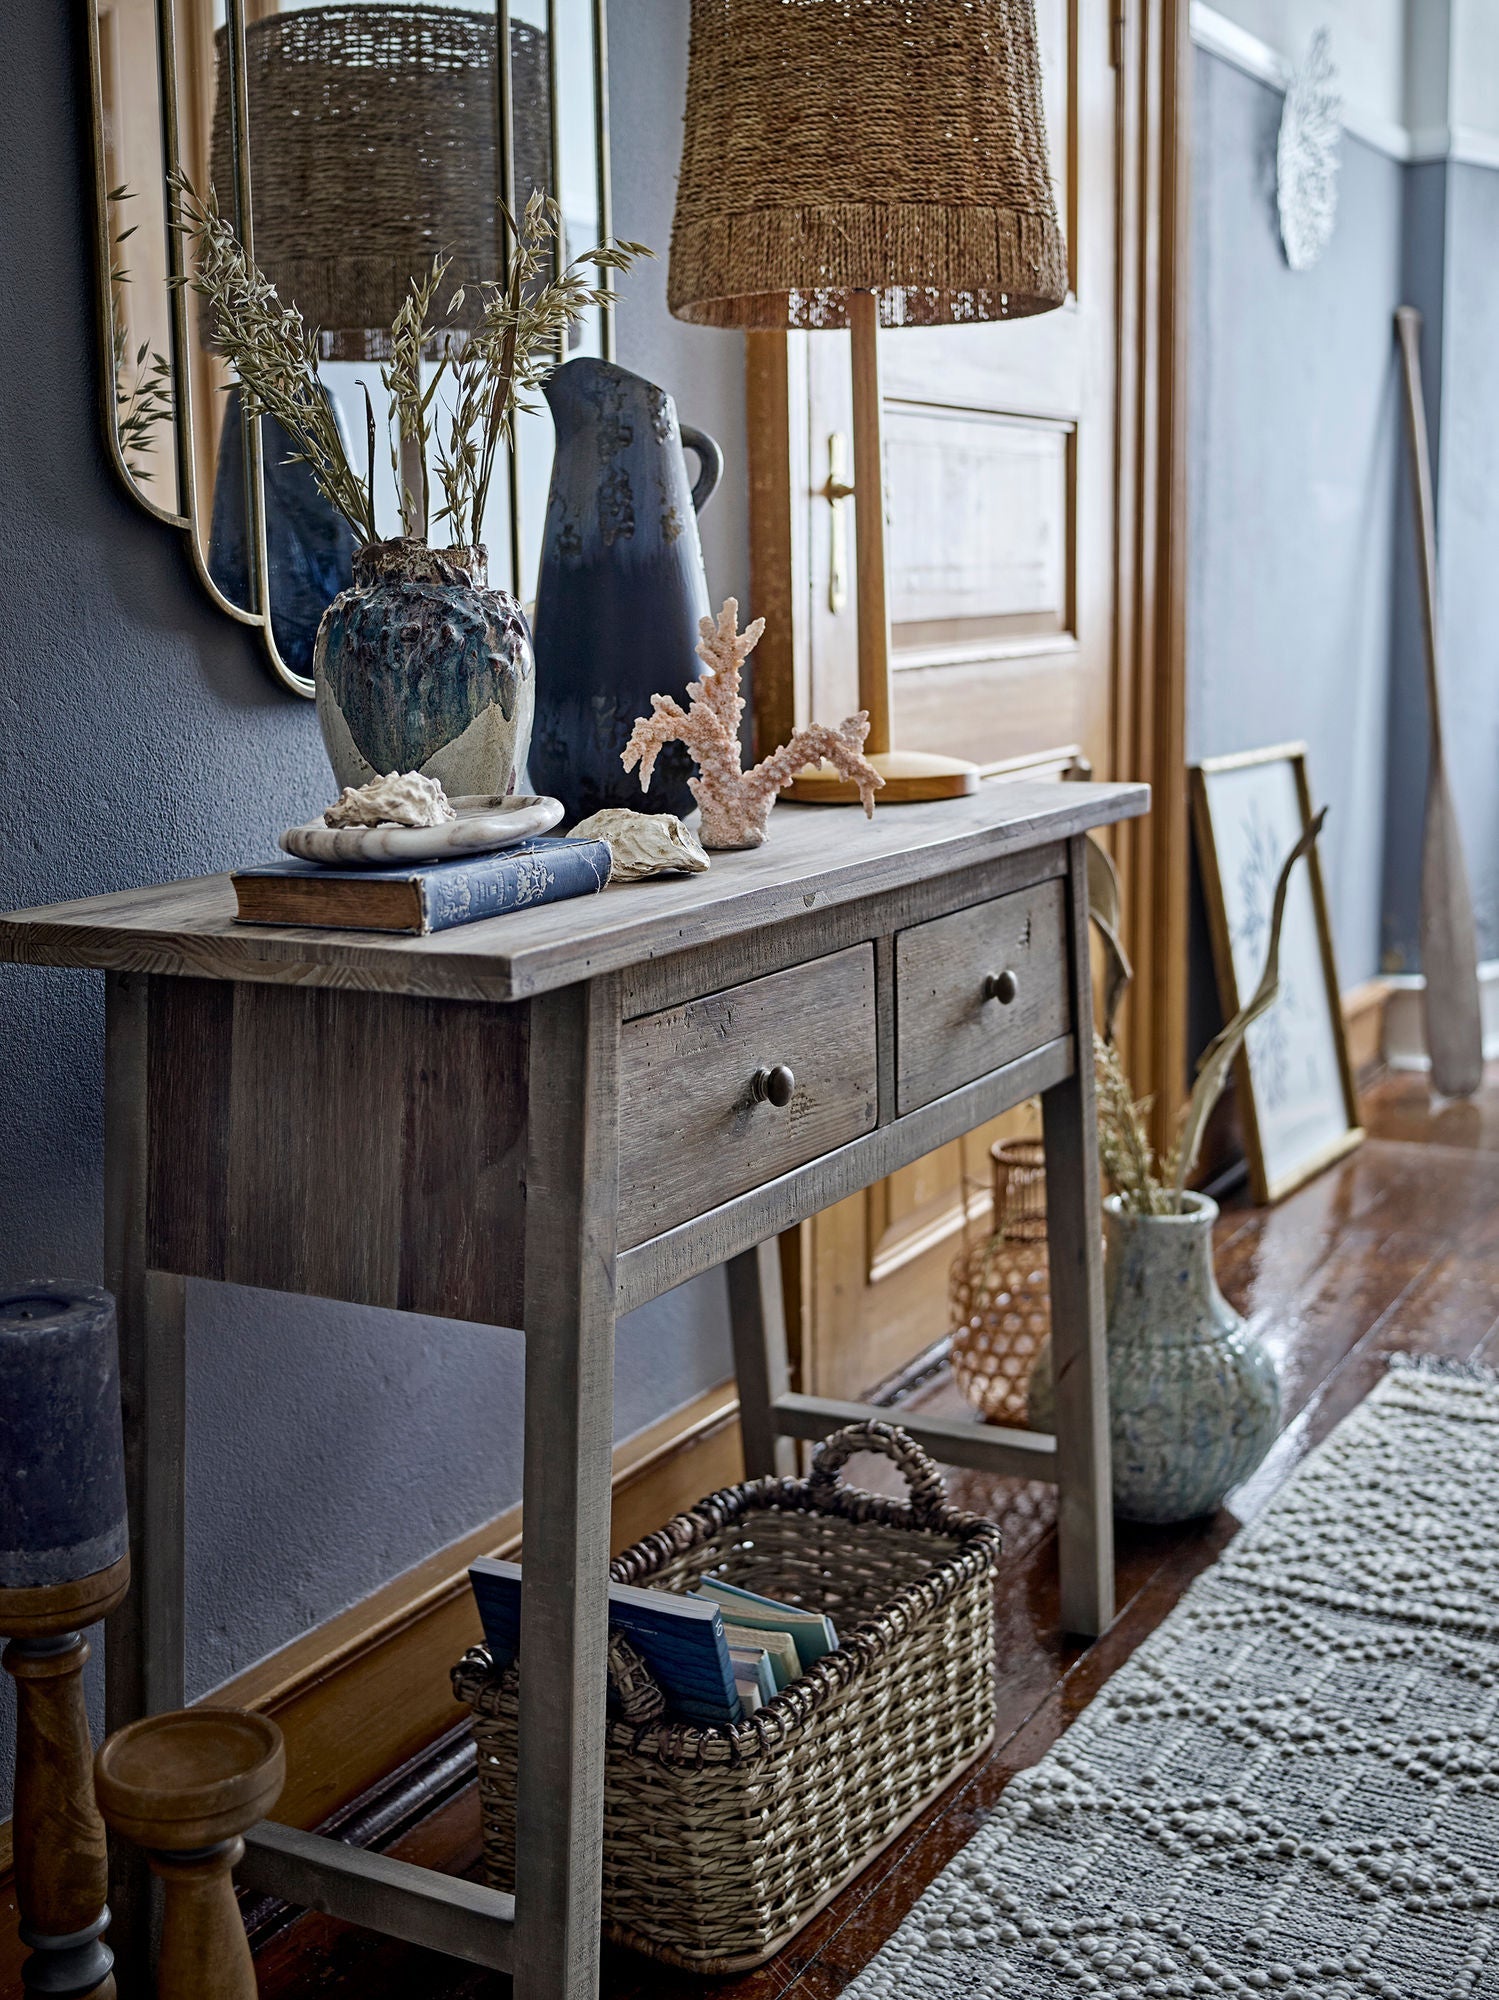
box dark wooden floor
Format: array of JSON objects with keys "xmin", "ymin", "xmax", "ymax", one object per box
[{"xmin": 254, "ymin": 1066, "xmax": 1499, "ymax": 1999}]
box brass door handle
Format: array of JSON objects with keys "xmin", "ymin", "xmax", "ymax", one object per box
[
  {"xmin": 752, "ymin": 1064, "xmax": 796, "ymax": 1108},
  {"xmin": 982, "ymin": 969, "xmax": 1019, "ymax": 1006},
  {"xmin": 822, "ymin": 433, "xmax": 855, "ymax": 613}
]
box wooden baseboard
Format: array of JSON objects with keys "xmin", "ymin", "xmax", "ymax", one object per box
[
  {"xmin": 1343, "ymin": 977, "xmax": 1393, "ymax": 1086},
  {"xmin": 222, "ymin": 1378, "xmax": 742, "ymax": 1831},
  {"xmin": 0, "ymin": 1384, "xmax": 742, "ymax": 1939}
]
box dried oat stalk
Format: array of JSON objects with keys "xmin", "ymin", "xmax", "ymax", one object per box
[
  {"xmin": 1098, "ymin": 809, "xmax": 1327, "ymax": 1213},
  {"xmin": 169, "ymin": 175, "xmax": 650, "ymax": 550}
]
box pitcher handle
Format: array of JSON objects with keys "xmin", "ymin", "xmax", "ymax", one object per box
[{"xmin": 680, "ymin": 424, "xmax": 724, "ymax": 514}]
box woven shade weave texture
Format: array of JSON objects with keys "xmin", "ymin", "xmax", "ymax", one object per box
[
  {"xmin": 211, "ymin": 4, "xmax": 550, "ymax": 354},
  {"xmin": 669, "ymin": 0, "xmax": 1067, "ymax": 330}
]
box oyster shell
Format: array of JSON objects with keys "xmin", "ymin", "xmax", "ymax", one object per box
[
  {"xmin": 568, "ymin": 809, "xmax": 710, "ymax": 881},
  {"xmin": 323, "ymin": 770, "xmax": 456, "ymax": 830}
]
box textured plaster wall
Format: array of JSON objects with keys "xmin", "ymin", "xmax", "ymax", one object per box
[
  {"xmin": 0, "ymin": 0, "xmax": 744, "ymax": 1805},
  {"xmin": 1188, "ymin": 48, "xmax": 1403, "ymax": 988}
]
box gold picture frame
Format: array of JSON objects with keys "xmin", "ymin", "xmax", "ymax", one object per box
[{"xmin": 1191, "ymin": 743, "xmax": 1363, "ymax": 1203}]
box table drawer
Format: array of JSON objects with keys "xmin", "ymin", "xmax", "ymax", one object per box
[
  {"xmin": 619, "ymin": 945, "xmax": 878, "ymax": 1244},
  {"xmin": 895, "ymin": 879, "xmax": 1069, "ymax": 1113}
]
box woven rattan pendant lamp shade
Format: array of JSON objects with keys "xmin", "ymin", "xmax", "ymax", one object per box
[
  {"xmin": 669, "ymin": 0, "xmax": 1067, "ymax": 804},
  {"xmin": 210, "ymin": 4, "xmax": 551, "ymax": 359},
  {"xmin": 668, "ymin": 0, "xmax": 1067, "ymax": 332}
]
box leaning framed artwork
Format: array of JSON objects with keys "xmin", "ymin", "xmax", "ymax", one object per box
[{"xmin": 1191, "ymin": 744, "xmax": 1363, "ymax": 1202}]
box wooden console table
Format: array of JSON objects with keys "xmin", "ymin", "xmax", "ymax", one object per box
[{"xmin": 0, "ymin": 777, "xmax": 1145, "ymax": 2000}]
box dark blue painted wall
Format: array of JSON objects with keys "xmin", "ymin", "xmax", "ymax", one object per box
[{"xmin": 0, "ymin": 0, "xmax": 747, "ymax": 1806}]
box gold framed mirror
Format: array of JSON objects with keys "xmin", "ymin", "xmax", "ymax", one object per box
[{"xmin": 87, "ymin": 0, "xmax": 613, "ymax": 697}]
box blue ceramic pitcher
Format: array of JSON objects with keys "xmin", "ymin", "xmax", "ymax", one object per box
[{"xmin": 531, "ymin": 358, "xmax": 723, "ymax": 822}]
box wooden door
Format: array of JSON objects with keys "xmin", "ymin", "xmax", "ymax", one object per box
[{"xmin": 757, "ymin": 0, "xmax": 1126, "ymax": 1401}]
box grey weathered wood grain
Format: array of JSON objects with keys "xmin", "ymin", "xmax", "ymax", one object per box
[
  {"xmin": 0, "ymin": 781, "xmax": 1147, "ymax": 1002},
  {"xmin": 618, "ymin": 844, "xmax": 1065, "ymax": 1021},
  {"xmin": 616, "ymin": 1035, "xmax": 1074, "ymax": 1313},
  {"xmin": 726, "ymin": 1242, "xmax": 797, "ymax": 1479},
  {"xmin": 1041, "ymin": 836, "xmax": 1115, "ymax": 1637},
  {"xmin": 513, "ymin": 977, "xmax": 621, "ymax": 2000},
  {"xmin": 148, "ymin": 975, "xmax": 232, "ymax": 1276},
  {"xmin": 771, "ymin": 1393, "xmax": 1059, "ymax": 1481},
  {"xmin": 146, "ymin": 981, "xmax": 528, "ymax": 1326},
  {"xmin": 894, "ymin": 878, "xmax": 1069, "ymax": 1113},
  {"xmin": 225, "ymin": 982, "xmax": 406, "ymax": 1309},
  {"xmin": 104, "ymin": 972, "xmax": 179, "ymax": 1997},
  {"xmin": 873, "ymin": 930, "xmax": 898, "ymax": 1126},
  {"xmin": 618, "ymin": 947, "xmax": 878, "ymax": 1246},
  {"xmin": 240, "ymin": 1824, "xmax": 515, "ymax": 1970}
]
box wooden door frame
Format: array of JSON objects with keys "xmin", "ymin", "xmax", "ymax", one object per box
[{"xmin": 748, "ymin": 0, "xmax": 1192, "ymax": 1143}]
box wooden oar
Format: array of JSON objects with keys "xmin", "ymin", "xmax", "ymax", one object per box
[{"xmin": 1395, "ymin": 306, "xmax": 1483, "ymax": 1098}]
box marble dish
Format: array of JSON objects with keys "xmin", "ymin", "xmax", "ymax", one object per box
[{"xmin": 281, "ymin": 794, "xmax": 564, "ymax": 868}]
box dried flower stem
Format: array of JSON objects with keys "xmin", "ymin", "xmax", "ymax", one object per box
[
  {"xmin": 1097, "ymin": 810, "xmax": 1327, "ymax": 1214},
  {"xmin": 169, "ymin": 174, "xmax": 651, "ymax": 552},
  {"xmin": 171, "ymin": 174, "xmax": 376, "ymax": 540},
  {"xmin": 108, "ymin": 187, "xmax": 174, "ymax": 481}
]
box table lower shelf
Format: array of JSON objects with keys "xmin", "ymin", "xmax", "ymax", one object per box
[
  {"xmin": 771, "ymin": 1392, "xmax": 1059, "ymax": 1482},
  {"xmin": 241, "ymin": 1823, "xmax": 516, "ymax": 1972}
]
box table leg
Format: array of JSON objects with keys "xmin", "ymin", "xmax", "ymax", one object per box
[
  {"xmin": 726, "ymin": 1240, "xmax": 798, "ymax": 1480},
  {"xmin": 1042, "ymin": 836, "xmax": 1115, "ymax": 1639},
  {"xmin": 103, "ymin": 974, "xmax": 188, "ymax": 1996},
  {"xmin": 513, "ymin": 978, "xmax": 621, "ymax": 2000}
]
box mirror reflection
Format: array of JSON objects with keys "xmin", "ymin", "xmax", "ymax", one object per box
[
  {"xmin": 97, "ymin": 0, "xmax": 181, "ymax": 514},
  {"xmin": 92, "ymin": 0, "xmax": 610, "ymax": 693}
]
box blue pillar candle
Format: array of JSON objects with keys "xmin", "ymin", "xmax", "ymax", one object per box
[{"xmin": 0, "ymin": 1282, "xmax": 128, "ymax": 1590}]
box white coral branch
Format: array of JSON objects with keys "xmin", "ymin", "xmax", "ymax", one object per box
[
  {"xmin": 744, "ymin": 712, "xmax": 883, "ymax": 819},
  {"xmin": 621, "ymin": 692, "xmax": 691, "ymax": 796},
  {"xmin": 622, "ymin": 597, "xmax": 880, "ymax": 848}
]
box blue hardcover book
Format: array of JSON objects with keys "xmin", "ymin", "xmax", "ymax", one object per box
[
  {"xmin": 231, "ymin": 837, "xmax": 612, "ymax": 935},
  {"xmin": 469, "ymin": 1557, "xmax": 743, "ymax": 1726}
]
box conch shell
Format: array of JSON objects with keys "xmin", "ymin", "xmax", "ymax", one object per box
[
  {"xmin": 567, "ymin": 809, "xmax": 710, "ymax": 881},
  {"xmin": 324, "ymin": 771, "xmax": 456, "ymax": 829}
]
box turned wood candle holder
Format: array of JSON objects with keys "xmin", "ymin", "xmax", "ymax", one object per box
[
  {"xmin": 1, "ymin": 1556, "xmax": 132, "ymax": 2000},
  {"xmin": 95, "ymin": 1708, "xmax": 285, "ymax": 2000},
  {"xmin": 2, "ymin": 1280, "xmax": 132, "ymax": 1999}
]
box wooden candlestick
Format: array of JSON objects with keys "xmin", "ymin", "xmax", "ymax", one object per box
[
  {"xmin": 94, "ymin": 1708, "xmax": 284, "ymax": 2000},
  {"xmin": 0, "ymin": 1554, "xmax": 131, "ymax": 2000},
  {"xmin": 783, "ymin": 289, "xmax": 981, "ymax": 807}
]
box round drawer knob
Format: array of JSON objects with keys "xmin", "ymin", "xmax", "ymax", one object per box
[
  {"xmin": 752, "ymin": 1063, "xmax": 796, "ymax": 1108},
  {"xmin": 983, "ymin": 968, "xmax": 1020, "ymax": 1006}
]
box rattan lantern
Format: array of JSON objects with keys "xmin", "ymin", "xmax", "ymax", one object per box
[
  {"xmin": 949, "ymin": 1138, "xmax": 1052, "ymax": 1425},
  {"xmin": 669, "ymin": 0, "xmax": 1067, "ymax": 803}
]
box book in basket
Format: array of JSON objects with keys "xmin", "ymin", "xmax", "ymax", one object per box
[
  {"xmin": 469, "ymin": 1557, "xmax": 748, "ymax": 1725},
  {"xmin": 231, "ymin": 836, "xmax": 611, "ymax": 935},
  {"xmin": 454, "ymin": 1421, "xmax": 1004, "ymax": 1975}
]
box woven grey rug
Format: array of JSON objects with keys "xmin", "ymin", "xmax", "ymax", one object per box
[{"xmin": 847, "ymin": 1361, "xmax": 1499, "ymax": 2000}]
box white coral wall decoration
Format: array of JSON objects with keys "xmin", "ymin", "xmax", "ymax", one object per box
[{"xmin": 1277, "ymin": 28, "xmax": 1342, "ymax": 272}]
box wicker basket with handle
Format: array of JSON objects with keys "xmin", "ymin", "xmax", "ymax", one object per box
[{"xmin": 452, "ymin": 1421, "xmax": 1001, "ymax": 1973}]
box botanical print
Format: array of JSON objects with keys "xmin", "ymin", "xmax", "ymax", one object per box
[{"xmin": 1201, "ymin": 756, "xmax": 1349, "ymax": 1190}]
